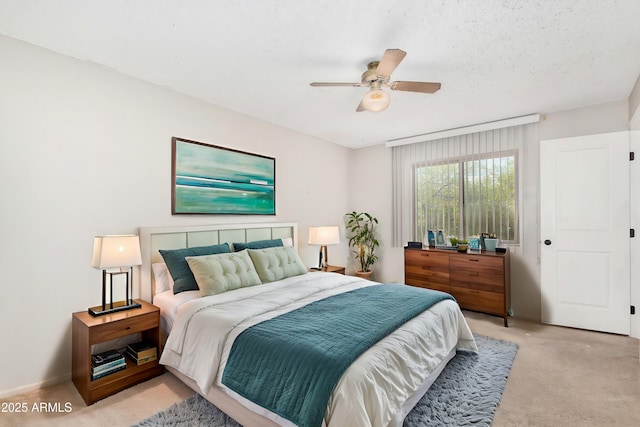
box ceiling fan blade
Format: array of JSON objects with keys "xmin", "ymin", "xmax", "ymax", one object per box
[
  {"xmin": 310, "ymin": 82, "xmax": 366, "ymax": 87},
  {"xmin": 375, "ymin": 49, "xmax": 407, "ymax": 78},
  {"xmin": 356, "ymin": 101, "xmax": 366, "ymax": 112},
  {"xmin": 389, "ymin": 81, "xmax": 441, "ymax": 93}
]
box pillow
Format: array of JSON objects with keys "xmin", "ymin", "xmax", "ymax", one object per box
[
  {"xmin": 159, "ymin": 243, "xmax": 231, "ymax": 294},
  {"xmin": 152, "ymin": 263, "xmax": 174, "ymax": 293},
  {"xmin": 247, "ymin": 246, "xmax": 308, "ymax": 283},
  {"xmin": 185, "ymin": 251, "xmax": 262, "ymax": 296},
  {"xmin": 233, "ymin": 238, "xmax": 284, "ymax": 252},
  {"xmin": 281, "ymin": 237, "xmax": 293, "ymax": 247}
]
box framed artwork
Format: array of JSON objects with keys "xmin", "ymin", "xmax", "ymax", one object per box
[
  {"xmin": 172, "ymin": 137, "xmax": 275, "ymax": 215},
  {"xmin": 469, "ymin": 237, "xmax": 482, "ymax": 253}
]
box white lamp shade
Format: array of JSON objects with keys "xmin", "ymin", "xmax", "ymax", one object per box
[
  {"xmin": 92, "ymin": 235, "xmax": 142, "ymax": 268},
  {"xmin": 308, "ymin": 226, "xmax": 340, "ymax": 245},
  {"xmin": 361, "ymin": 88, "xmax": 390, "ymax": 112}
]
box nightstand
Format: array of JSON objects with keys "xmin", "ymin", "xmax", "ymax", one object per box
[
  {"xmin": 72, "ymin": 300, "xmax": 164, "ymax": 405},
  {"xmin": 310, "ymin": 265, "xmax": 345, "ymax": 275}
]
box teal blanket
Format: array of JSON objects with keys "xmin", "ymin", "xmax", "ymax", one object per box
[{"xmin": 221, "ymin": 284, "xmax": 454, "ymax": 427}]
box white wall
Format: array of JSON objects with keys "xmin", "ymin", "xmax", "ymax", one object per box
[
  {"xmin": 350, "ymin": 100, "xmax": 630, "ymax": 322},
  {"xmin": 0, "ymin": 35, "xmax": 351, "ymax": 396},
  {"xmin": 629, "ymin": 74, "xmax": 640, "ymax": 129},
  {"xmin": 2, "ymin": 32, "xmax": 636, "ymax": 396}
]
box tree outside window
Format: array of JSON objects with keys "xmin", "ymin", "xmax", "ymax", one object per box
[{"xmin": 415, "ymin": 152, "xmax": 518, "ymax": 242}]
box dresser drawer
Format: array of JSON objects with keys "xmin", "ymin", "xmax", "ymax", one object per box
[
  {"xmin": 449, "ymin": 256, "xmax": 504, "ymax": 293},
  {"xmin": 404, "ymin": 250, "xmax": 449, "ymax": 287},
  {"xmin": 91, "ymin": 311, "xmax": 158, "ymax": 343},
  {"xmin": 450, "ymin": 287, "xmax": 504, "ymax": 316}
]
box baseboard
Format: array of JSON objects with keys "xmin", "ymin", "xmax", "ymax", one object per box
[{"xmin": 0, "ymin": 372, "xmax": 71, "ymax": 399}]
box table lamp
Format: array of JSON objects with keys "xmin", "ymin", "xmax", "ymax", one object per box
[
  {"xmin": 308, "ymin": 226, "xmax": 340, "ymax": 270},
  {"xmin": 89, "ymin": 235, "xmax": 142, "ymax": 316}
]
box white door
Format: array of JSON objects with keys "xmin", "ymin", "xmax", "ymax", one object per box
[{"xmin": 540, "ymin": 131, "xmax": 630, "ymax": 335}]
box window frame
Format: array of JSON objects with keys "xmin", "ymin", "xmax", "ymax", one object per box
[{"xmin": 413, "ymin": 149, "xmax": 520, "ymax": 244}]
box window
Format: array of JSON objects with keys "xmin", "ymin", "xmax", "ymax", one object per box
[
  {"xmin": 414, "ymin": 152, "xmax": 518, "ymax": 243},
  {"xmin": 390, "ymin": 122, "xmax": 537, "ymax": 248}
]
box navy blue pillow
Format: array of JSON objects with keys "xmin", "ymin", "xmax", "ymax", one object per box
[
  {"xmin": 233, "ymin": 239, "xmax": 283, "ymax": 252},
  {"xmin": 160, "ymin": 243, "xmax": 231, "ymax": 294}
]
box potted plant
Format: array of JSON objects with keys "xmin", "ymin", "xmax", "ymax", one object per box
[{"xmin": 345, "ymin": 211, "xmax": 380, "ymax": 279}]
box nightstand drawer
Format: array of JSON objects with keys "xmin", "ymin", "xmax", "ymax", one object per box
[{"xmin": 91, "ymin": 311, "xmax": 158, "ymax": 342}]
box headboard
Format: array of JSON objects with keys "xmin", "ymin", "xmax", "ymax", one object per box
[{"xmin": 138, "ymin": 222, "xmax": 298, "ymax": 302}]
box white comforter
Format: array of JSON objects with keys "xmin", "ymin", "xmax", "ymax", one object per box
[{"xmin": 161, "ymin": 272, "xmax": 477, "ymax": 427}]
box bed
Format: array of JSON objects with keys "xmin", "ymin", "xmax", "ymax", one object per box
[{"xmin": 139, "ymin": 223, "xmax": 477, "ymax": 427}]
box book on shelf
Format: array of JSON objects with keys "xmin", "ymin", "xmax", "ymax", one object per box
[
  {"xmin": 91, "ymin": 358, "xmax": 126, "ymax": 374},
  {"xmin": 91, "ymin": 349, "xmax": 124, "ymax": 367},
  {"xmin": 91, "ymin": 362, "xmax": 126, "ymax": 380},
  {"xmin": 126, "ymin": 351, "xmax": 158, "ymax": 366},
  {"xmin": 126, "ymin": 341, "xmax": 157, "ymax": 360}
]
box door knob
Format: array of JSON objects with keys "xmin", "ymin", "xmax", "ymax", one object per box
[{"xmin": 544, "ymin": 239, "xmax": 552, "ymax": 246}]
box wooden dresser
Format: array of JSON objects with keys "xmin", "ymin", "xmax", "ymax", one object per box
[{"xmin": 404, "ymin": 247, "xmax": 511, "ymax": 326}]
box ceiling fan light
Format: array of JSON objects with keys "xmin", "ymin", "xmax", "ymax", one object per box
[{"xmin": 361, "ymin": 88, "xmax": 390, "ymax": 112}]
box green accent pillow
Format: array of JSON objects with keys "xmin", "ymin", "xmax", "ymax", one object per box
[
  {"xmin": 233, "ymin": 239, "xmax": 284, "ymax": 252},
  {"xmin": 247, "ymin": 246, "xmax": 308, "ymax": 283},
  {"xmin": 185, "ymin": 251, "xmax": 262, "ymax": 296},
  {"xmin": 159, "ymin": 243, "xmax": 231, "ymax": 294}
]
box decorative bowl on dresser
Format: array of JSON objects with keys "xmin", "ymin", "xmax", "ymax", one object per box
[{"xmin": 404, "ymin": 247, "xmax": 510, "ymax": 327}]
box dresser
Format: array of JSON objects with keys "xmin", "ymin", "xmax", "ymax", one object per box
[{"xmin": 404, "ymin": 248, "xmax": 511, "ymax": 326}]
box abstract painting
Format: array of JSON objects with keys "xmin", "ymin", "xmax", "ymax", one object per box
[{"xmin": 172, "ymin": 137, "xmax": 275, "ymax": 215}]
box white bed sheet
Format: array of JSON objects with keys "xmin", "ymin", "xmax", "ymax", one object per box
[
  {"xmin": 160, "ymin": 272, "xmax": 477, "ymax": 427},
  {"xmin": 153, "ymin": 289, "xmax": 201, "ymax": 334}
]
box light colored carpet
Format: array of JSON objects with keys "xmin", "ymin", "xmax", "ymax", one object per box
[
  {"xmin": 3, "ymin": 311, "xmax": 639, "ymax": 426},
  {"xmin": 134, "ymin": 334, "xmax": 517, "ymax": 426}
]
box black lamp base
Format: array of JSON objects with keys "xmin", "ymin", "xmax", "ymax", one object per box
[{"xmin": 88, "ymin": 300, "xmax": 141, "ymax": 317}]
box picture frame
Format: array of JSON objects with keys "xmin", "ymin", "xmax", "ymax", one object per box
[
  {"xmin": 469, "ymin": 237, "xmax": 482, "ymax": 253},
  {"xmin": 434, "ymin": 230, "xmax": 445, "ymax": 246},
  {"xmin": 172, "ymin": 137, "xmax": 276, "ymax": 215},
  {"xmin": 469, "ymin": 237, "xmax": 481, "ymax": 250}
]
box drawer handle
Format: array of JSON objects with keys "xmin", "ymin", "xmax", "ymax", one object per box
[
  {"xmin": 468, "ymin": 259, "xmax": 479, "ymax": 262},
  {"xmin": 470, "ymin": 272, "xmax": 479, "ymax": 276},
  {"xmin": 125, "ymin": 326, "xmax": 131, "ymax": 330}
]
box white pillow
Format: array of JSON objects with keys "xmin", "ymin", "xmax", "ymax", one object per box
[
  {"xmin": 281, "ymin": 237, "xmax": 293, "ymax": 247},
  {"xmin": 152, "ymin": 263, "xmax": 175, "ymax": 293}
]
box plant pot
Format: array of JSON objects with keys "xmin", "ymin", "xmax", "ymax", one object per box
[
  {"xmin": 355, "ymin": 270, "xmax": 373, "ymax": 281},
  {"xmin": 457, "ymin": 244, "xmax": 468, "ymax": 252},
  {"xmin": 484, "ymin": 238, "xmax": 498, "ymax": 251}
]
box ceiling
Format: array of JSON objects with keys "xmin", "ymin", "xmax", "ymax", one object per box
[{"xmin": 1, "ymin": 1, "xmax": 640, "ymax": 149}]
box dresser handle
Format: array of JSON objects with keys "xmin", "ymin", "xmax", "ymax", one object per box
[
  {"xmin": 470, "ymin": 272, "xmax": 479, "ymax": 276},
  {"xmin": 125, "ymin": 326, "xmax": 131, "ymax": 330},
  {"xmin": 468, "ymin": 259, "xmax": 479, "ymax": 262}
]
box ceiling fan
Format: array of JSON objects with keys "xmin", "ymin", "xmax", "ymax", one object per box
[{"xmin": 310, "ymin": 48, "xmax": 441, "ymax": 112}]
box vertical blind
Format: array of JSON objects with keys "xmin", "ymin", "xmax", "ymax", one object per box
[{"xmin": 391, "ymin": 122, "xmax": 538, "ymax": 247}]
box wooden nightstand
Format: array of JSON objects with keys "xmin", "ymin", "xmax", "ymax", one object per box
[
  {"xmin": 310, "ymin": 265, "xmax": 345, "ymax": 275},
  {"xmin": 72, "ymin": 300, "xmax": 164, "ymax": 405}
]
